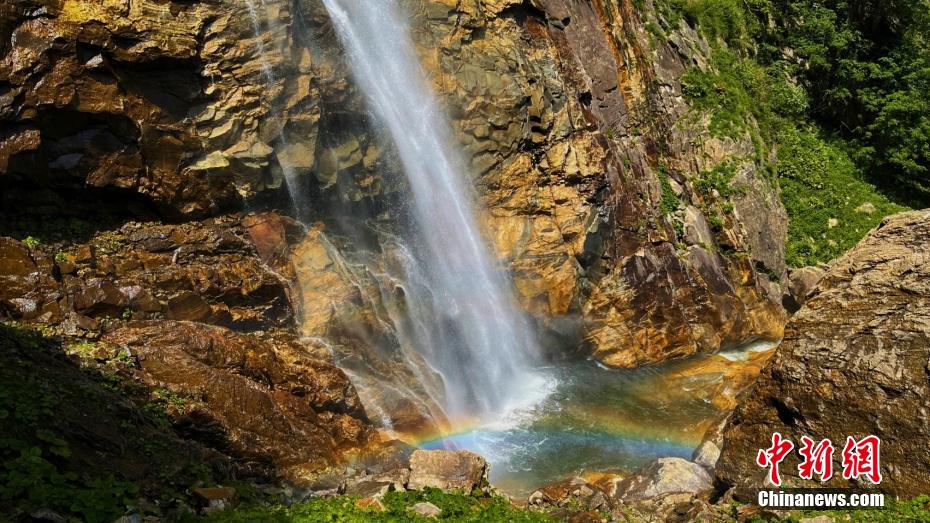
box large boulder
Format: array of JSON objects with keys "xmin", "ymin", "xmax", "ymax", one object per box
[
  {"xmin": 717, "ymin": 210, "xmax": 930, "ymax": 497},
  {"xmin": 104, "ymin": 320, "xmax": 373, "ymax": 481},
  {"xmin": 615, "ymin": 458, "xmax": 713, "ymax": 501},
  {"xmin": 407, "ymin": 450, "xmax": 489, "ymax": 494}
]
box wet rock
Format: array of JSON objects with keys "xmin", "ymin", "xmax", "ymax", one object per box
[
  {"xmin": 410, "ymin": 502, "xmax": 442, "ymax": 518},
  {"xmin": 717, "ymin": 210, "xmax": 930, "ymax": 498},
  {"xmin": 407, "ymin": 450, "xmax": 488, "ymax": 494},
  {"xmin": 0, "ymin": 214, "xmax": 293, "ymax": 331},
  {"xmin": 528, "ymin": 477, "xmax": 613, "ymax": 513},
  {"xmin": 105, "ymin": 321, "xmax": 372, "ymax": 480},
  {"xmin": 616, "ymin": 458, "xmax": 713, "ymax": 501},
  {"xmin": 192, "ymin": 487, "xmax": 238, "ymax": 514}
]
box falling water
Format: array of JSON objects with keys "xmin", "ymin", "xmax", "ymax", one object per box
[
  {"xmin": 321, "ymin": 0, "xmax": 551, "ymax": 421},
  {"xmin": 242, "ymin": 0, "xmax": 308, "ymax": 217}
]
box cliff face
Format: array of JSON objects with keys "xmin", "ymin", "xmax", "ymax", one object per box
[
  {"xmin": 0, "ymin": 215, "xmax": 374, "ymax": 481},
  {"xmin": 716, "ymin": 210, "xmax": 930, "ymax": 498},
  {"xmin": 294, "ymin": 0, "xmax": 787, "ymax": 367},
  {"xmin": 1, "ymin": 0, "xmax": 787, "ymax": 368},
  {"xmin": 1, "ymin": 0, "xmax": 790, "ymax": 440}
]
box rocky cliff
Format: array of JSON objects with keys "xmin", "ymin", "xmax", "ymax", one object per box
[
  {"xmin": 0, "ymin": 214, "xmax": 375, "ymax": 482},
  {"xmin": 717, "ymin": 209, "xmax": 930, "ymax": 498},
  {"xmin": 1, "ymin": 0, "xmax": 793, "ymax": 482},
  {"xmin": 1, "ymin": 0, "xmax": 787, "ymax": 371}
]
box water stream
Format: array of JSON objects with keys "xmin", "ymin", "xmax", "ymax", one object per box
[
  {"xmin": 251, "ymin": 0, "xmax": 777, "ymax": 497},
  {"xmin": 320, "ymin": 0, "xmax": 552, "ymax": 421}
]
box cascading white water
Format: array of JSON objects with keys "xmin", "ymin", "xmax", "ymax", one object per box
[
  {"xmin": 242, "ymin": 0, "xmax": 308, "ymax": 217},
  {"xmin": 321, "ymin": 0, "xmax": 551, "ymax": 421}
]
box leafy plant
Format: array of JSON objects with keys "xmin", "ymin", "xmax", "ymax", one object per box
[
  {"xmin": 21, "ymin": 236, "xmax": 41, "ymax": 249},
  {"xmin": 198, "ymin": 488, "xmax": 555, "ymax": 522},
  {"xmin": 658, "ymin": 167, "xmax": 682, "ymax": 216}
]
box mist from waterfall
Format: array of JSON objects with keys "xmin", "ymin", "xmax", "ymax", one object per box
[{"xmin": 320, "ymin": 0, "xmax": 551, "ymax": 421}]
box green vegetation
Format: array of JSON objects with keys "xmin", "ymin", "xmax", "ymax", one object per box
[
  {"xmin": 0, "ymin": 323, "xmax": 228, "ymax": 522},
  {"xmin": 777, "ymin": 128, "xmax": 905, "ymax": 266},
  {"xmin": 754, "ymin": 495, "xmax": 930, "ymax": 522},
  {"xmin": 0, "ymin": 324, "xmax": 139, "ymax": 522},
  {"xmin": 198, "ymin": 489, "xmax": 554, "ymax": 523},
  {"xmin": 664, "ymin": 0, "xmax": 927, "ymax": 265},
  {"xmin": 21, "ymin": 236, "xmax": 41, "ymax": 249},
  {"xmin": 658, "ymin": 167, "xmax": 682, "ymax": 216}
]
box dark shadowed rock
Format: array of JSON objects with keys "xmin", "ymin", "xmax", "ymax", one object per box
[
  {"xmin": 717, "ymin": 210, "xmax": 930, "ymax": 498},
  {"xmin": 105, "ymin": 320, "xmax": 372, "ymax": 481},
  {"xmin": 782, "ymin": 265, "xmax": 827, "ymax": 313}
]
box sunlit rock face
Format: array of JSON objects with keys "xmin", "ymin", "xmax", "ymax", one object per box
[
  {"xmin": 290, "ymin": 0, "xmax": 786, "ymax": 366},
  {"xmin": 2, "ymin": 0, "xmax": 786, "ymax": 367},
  {"xmin": 717, "ymin": 210, "xmax": 930, "ymax": 499}
]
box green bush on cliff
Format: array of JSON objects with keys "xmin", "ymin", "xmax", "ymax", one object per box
[
  {"xmin": 199, "ymin": 488, "xmax": 555, "ymax": 522},
  {"xmin": 777, "ymin": 128, "xmax": 906, "ymax": 266},
  {"xmin": 676, "ymin": 0, "xmax": 921, "ymax": 266}
]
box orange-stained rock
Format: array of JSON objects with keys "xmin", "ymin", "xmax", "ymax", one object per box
[{"xmin": 106, "ymin": 320, "xmax": 373, "ymax": 481}]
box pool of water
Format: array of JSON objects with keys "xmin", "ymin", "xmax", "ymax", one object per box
[{"xmin": 417, "ymin": 341, "xmax": 776, "ymax": 496}]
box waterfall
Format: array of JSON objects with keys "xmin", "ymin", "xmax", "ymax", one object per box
[
  {"xmin": 320, "ymin": 0, "xmax": 551, "ymax": 421},
  {"xmin": 242, "ymin": 0, "xmax": 307, "ymax": 217}
]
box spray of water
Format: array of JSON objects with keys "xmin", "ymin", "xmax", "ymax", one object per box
[{"xmin": 320, "ymin": 0, "xmax": 551, "ymax": 421}]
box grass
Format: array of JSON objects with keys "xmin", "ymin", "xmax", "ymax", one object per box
[
  {"xmin": 0, "ymin": 324, "xmax": 140, "ymax": 522},
  {"xmin": 0, "ymin": 322, "xmax": 227, "ymax": 522},
  {"xmin": 760, "ymin": 496, "xmax": 930, "ymax": 522},
  {"xmin": 658, "ymin": 166, "xmax": 681, "ymax": 216},
  {"xmin": 777, "ymin": 128, "xmax": 906, "ymax": 267},
  {"xmin": 196, "ymin": 488, "xmax": 555, "ymax": 522}
]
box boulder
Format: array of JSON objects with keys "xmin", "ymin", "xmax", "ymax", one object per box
[
  {"xmin": 527, "ymin": 477, "xmax": 613, "ymax": 513},
  {"xmin": 105, "ymin": 321, "xmax": 372, "ymax": 480},
  {"xmin": 782, "ymin": 265, "xmax": 827, "ymax": 313},
  {"xmin": 717, "ymin": 210, "xmax": 930, "ymax": 498},
  {"xmin": 615, "ymin": 458, "xmax": 713, "ymax": 501},
  {"xmin": 407, "ymin": 450, "xmax": 488, "ymax": 494},
  {"xmin": 410, "ymin": 502, "xmax": 442, "ymax": 518},
  {"xmin": 192, "ymin": 487, "xmax": 238, "ymax": 513},
  {"xmin": 692, "ymin": 441, "xmax": 721, "ymax": 471}
]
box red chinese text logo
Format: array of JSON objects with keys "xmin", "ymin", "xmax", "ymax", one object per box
[
  {"xmin": 842, "ymin": 435, "xmax": 882, "ymax": 484},
  {"xmin": 756, "ymin": 432, "xmax": 794, "ymax": 486},
  {"xmin": 756, "ymin": 434, "xmax": 882, "ymax": 486},
  {"xmin": 798, "ymin": 436, "xmax": 834, "ymax": 481}
]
